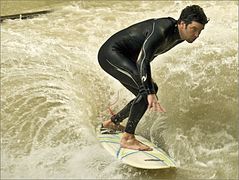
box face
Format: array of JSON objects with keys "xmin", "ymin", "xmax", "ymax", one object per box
[{"xmin": 178, "ymin": 21, "xmax": 205, "ymax": 43}]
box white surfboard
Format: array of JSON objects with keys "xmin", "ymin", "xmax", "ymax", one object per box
[{"xmin": 97, "ymin": 127, "xmax": 176, "ymax": 169}]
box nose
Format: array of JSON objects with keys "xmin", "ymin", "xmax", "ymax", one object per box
[
  {"xmin": 195, "ymin": 30, "xmax": 201, "ymax": 38},
  {"xmin": 194, "ymin": 32, "xmax": 199, "ymax": 38}
]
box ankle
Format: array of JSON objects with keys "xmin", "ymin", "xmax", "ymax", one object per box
[
  {"xmin": 103, "ymin": 119, "xmax": 112, "ymax": 124},
  {"xmin": 122, "ymin": 132, "xmax": 135, "ymax": 140}
]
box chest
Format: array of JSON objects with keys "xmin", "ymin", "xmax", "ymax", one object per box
[{"xmin": 154, "ymin": 39, "xmax": 179, "ymax": 56}]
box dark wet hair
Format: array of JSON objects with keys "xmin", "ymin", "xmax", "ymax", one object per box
[{"xmin": 178, "ymin": 5, "xmax": 209, "ymax": 26}]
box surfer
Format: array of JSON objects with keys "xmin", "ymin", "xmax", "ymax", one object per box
[{"xmin": 98, "ymin": 5, "xmax": 208, "ymax": 151}]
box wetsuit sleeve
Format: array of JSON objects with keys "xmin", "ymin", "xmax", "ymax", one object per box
[{"xmin": 136, "ymin": 22, "xmax": 162, "ymax": 94}]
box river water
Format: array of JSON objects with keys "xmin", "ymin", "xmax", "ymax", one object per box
[{"xmin": 1, "ymin": 1, "xmax": 238, "ymax": 179}]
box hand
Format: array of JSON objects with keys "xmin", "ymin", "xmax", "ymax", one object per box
[{"xmin": 147, "ymin": 94, "xmax": 166, "ymax": 112}]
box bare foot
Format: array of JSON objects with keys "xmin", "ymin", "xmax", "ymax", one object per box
[
  {"xmin": 102, "ymin": 119, "xmax": 125, "ymax": 132},
  {"xmin": 120, "ymin": 132, "xmax": 153, "ymax": 151}
]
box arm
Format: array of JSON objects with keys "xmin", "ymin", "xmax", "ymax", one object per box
[
  {"xmin": 136, "ymin": 21, "xmax": 166, "ymax": 112},
  {"xmin": 136, "ymin": 21, "xmax": 163, "ymax": 94}
]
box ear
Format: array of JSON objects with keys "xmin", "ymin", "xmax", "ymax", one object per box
[
  {"xmin": 181, "ymin": 21, "xmax": 187, "ymax": 26},
  {"xmin": 178, "ymin": 21, "xmax": 184, "ymax": 29}
]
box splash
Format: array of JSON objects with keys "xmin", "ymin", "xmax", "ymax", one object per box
[{"xmin": 1, "ymin": 1, "xmax": 238, "ymax": 179}]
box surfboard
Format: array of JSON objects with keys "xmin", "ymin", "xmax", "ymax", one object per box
[{"xmin": 97, "ymin": 127, "xmax": 176, "ymax": 169}]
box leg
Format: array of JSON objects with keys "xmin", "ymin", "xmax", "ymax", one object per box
[
  {"xmin": 111, "ymin": 82, "xmax": 158, "ymax": 125},
  {"xmin": 98, "ymin": 49, "xmax": 157, "ymax": 150},
  {"xmin": 110, "ymin": 83, "xmax": 138, "ymax": 125}
]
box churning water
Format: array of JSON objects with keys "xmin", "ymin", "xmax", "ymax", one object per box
[{"xmin": 1, "ymin": 1, "xmax": 238, "ymax": 179}]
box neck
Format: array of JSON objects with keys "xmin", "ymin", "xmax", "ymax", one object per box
[{"xmin": 174, "ymin": 24, "xmax": 184, "ymax": 42}]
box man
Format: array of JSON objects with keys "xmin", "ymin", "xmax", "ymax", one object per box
[{"xmin": 98, "ymin": 5, "xmax": 209, "ymax": 151}]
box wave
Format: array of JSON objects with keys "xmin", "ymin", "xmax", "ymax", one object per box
[{"xmin": 1, "ymin": 1, "xmax": 238, "ymax": 179}]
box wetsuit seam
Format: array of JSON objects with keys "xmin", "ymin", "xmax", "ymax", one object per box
[
  {"xmin": 139, "ymin": 22, "xmax": 156, "ymax": 91},
  {"xmin": 105, "ymin": 58, "xmax": 140, "ymax": 88}
]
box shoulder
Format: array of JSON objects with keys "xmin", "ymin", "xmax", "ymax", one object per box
[
  {"xmin": 155, "ymin": 17, "xmax": 177, "ymax": 25},
  {"xmin": 146, "ymin": 17, "xmax": 177, "ymax": 37},
  {"xmin": 126, "ymin": 18, "xmax": 155, "ymax": 30},
  {"xmin": 154, "ymin": 17, "xmax": 177, "ymax": 32},
  {"xmin": 138, "ymin": 17, "xmax": 176, "ymax": 25}
]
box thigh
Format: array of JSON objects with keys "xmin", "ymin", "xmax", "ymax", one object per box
[{"xmin": 99, "ymin": 50, "xmax": 141, "ymax": 90}]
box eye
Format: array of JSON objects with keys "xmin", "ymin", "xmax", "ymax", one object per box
[{"xmin": 191, "ymin": 27, "xmax": 197, "ymax": 32}]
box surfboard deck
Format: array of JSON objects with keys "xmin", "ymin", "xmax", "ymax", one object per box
[{"xmin": 97, "ymin": 126, "xmax": 176, "ymax": 169}]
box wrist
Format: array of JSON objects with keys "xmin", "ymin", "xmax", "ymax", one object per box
[{"xmin": 146, "ymin": 89, "xmax": 156, "ymax": 95}]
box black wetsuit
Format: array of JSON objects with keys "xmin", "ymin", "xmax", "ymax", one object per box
[{"xmin": 98, "ymin": 17, "xmax": 184, "ymax": 134}]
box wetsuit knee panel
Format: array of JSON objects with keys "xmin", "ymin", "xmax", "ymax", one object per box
[{"xmin": 135, "ymin": 88, "xmax": 148, "ymax": 104}]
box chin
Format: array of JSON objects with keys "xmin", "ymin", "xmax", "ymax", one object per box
[{"xmin": 186, "ymin": 39, "xmax": 195, "ymax": 43}]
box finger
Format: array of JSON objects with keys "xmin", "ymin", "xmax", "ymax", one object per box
[
  {"xmin": 148, "ymin": 103, "xmax": 153, "ymax": 111},
  {"xmin": 153, "ymin": 104, "xmax": 158, "ymax": 112},
  {"xmin": 158, "ymin": 105, "xmax": 166, "ymax": 112},
  {"xmin": 151, "ymin": 103, "xmax": 159, "ymax": 112},
  {"xmin": 151, "ymin": 102, "xmax": 158, "ymax": 111},
  {"xmin": 149, "ymin": 104, "xmax": 157, "ymax": 112},
  {"xmin": 153, "ymin": 103, "xmax": 165, "ymax": 113},
  {"xmin": 156, "ymin": 105, "xmax": 162, "ymax": 112}
]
